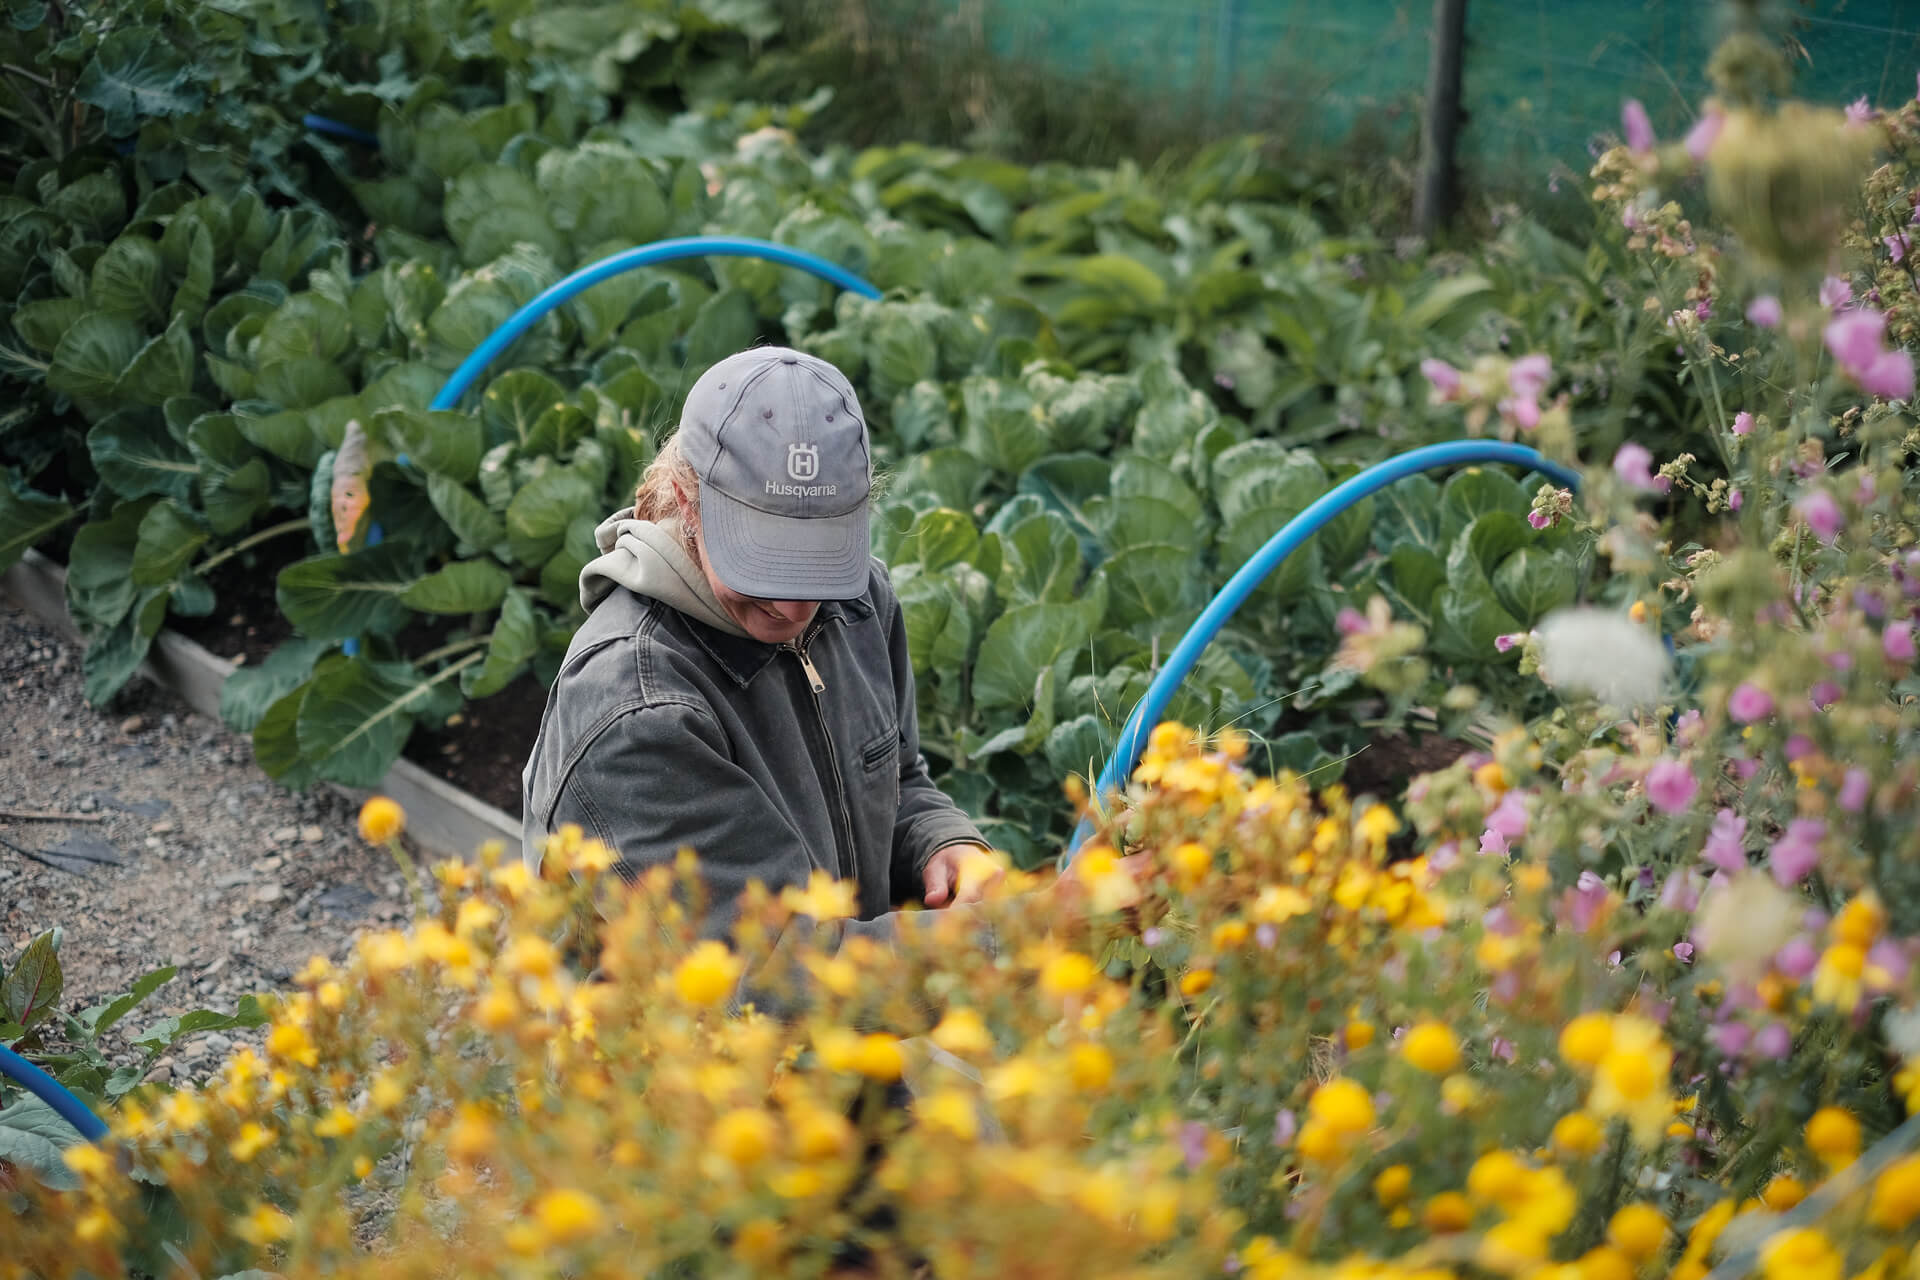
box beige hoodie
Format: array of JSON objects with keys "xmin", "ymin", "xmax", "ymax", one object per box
[{"xmin": 577, "ymin": 511, "xmax": 749, "ymax": 638}]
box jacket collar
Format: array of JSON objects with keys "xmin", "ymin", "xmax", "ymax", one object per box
[{"xmin": 679, "ymin": 594, "xmax": 874, "ymax": 688}]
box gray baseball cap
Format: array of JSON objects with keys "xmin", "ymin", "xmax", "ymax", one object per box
[{"xmin": 677, "ymin": 346, "xmax": 873, "ymax": 601}]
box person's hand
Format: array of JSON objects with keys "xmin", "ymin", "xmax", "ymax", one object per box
[{"xmin": 921, "ymin": 842, "xmax": 1005, "ymax": 908}]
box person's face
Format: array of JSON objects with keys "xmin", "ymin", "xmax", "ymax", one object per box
[{"xmin": 675, "ymin": 480, "xmax": 822, "ymax": 644}]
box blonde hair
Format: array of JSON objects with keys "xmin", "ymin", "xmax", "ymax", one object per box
[{"xmin": 633, "ymin": 435, "xmax": 699, "ymax": 524}]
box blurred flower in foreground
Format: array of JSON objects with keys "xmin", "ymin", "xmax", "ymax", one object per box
[
  {"xmin": 359, "ymin": 796, "xmax": 405, "ymax": 843},
  {"xmin": 1536, "ymin": 608, "xmax": 1670, "ymax": 708}
]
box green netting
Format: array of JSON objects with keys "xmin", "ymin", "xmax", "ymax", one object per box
[{"xmin": 857, "ymin": 1, "xmax": 1920, "ymax": 189}]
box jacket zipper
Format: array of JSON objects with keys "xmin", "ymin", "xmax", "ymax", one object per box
[{"xmin": 786, "ymin": 626, "xmax": 855, "ymax": 881}]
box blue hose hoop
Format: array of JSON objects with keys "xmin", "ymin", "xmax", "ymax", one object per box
[
  {"xmin": 0, "ymin": 1042, "xmax": 109, "ymax": 1143},
  {"xmin": 427, "ymin": 235, "xmax": 883, "ymax": 412},
  {"xmin": 1062, "ymin": 441, "xmax": 1583, "ymax": 862},
  {"xmin": 342, "ymin": 237, "xmax": 882, "ymax": 657}
]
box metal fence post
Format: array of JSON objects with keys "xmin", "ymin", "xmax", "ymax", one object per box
[{"xmin": 1414, "ymin": 0, "xmax": 1469, "ymax": 236}]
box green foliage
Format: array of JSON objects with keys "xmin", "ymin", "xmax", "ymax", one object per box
[
  {"xmin": 0, "ymin": 0, "xmax": 1645, "ymax": 859},
  {"xmin": 0, "ymin": 929, "xmax": 262, "ymax": 1191}
]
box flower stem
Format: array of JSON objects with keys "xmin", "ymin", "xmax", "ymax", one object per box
[
  {"xmin": 192, "ymin": 518, "xmax": 312, "ymax": 577},
  {"xmin": 415, "ymin": 633, "xmax": 492, "ymax": 668}
]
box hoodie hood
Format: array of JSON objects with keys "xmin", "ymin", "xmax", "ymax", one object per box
[{"xmin": 579, "ymin": 511, "xmax": 750, "ymax": 638}]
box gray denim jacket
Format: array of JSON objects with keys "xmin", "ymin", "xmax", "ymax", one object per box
[{"xmin": 521, "ymin": 555, "xmax": 985, "ymax": 943}]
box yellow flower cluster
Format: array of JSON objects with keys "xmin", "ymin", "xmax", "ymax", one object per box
[{"xmin": 17, "ymin": 722, "xmax": 1920, "ymax": 1280}]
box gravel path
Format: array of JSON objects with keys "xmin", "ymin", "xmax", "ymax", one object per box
[{"xmin": 1, "ymin": 599, "xmax": 413, "ymax": 1085}]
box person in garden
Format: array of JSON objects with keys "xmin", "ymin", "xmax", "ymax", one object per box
[{"xmin": 521, "ymin": 345, "xmax": 1007, "ymax": 951}]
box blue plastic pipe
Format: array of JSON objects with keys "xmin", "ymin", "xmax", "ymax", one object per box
[
  {"xmin": 1063, "ymin": 441, "xmax": 1583, "ymax": 861},
  {"xmin": 303, "ymin": 114, "xmax": 381, "ymax": 148},
  {"xmin": 0, "ymin": 1042, "xmax": 108, "ymax": 1143},
  {"xmin": 427, "ymin": 235, "xmax": 883, "ymax": 412},
  {"xmin": 342, "ymin": 237, "xmax": 881, "ymax": 659}
]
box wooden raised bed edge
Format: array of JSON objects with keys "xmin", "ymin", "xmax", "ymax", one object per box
[{"xmin": 2, "ymin": 549, "xmax": 521, "ymax": 863}]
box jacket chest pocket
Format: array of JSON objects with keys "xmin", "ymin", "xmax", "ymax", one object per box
[{"xmin": 855, "ymin": 727, "xmax": 901, "ymax": 848}]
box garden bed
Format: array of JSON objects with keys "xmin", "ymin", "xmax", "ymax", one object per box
[{"xmin": 0, "ymin": 551, "xmax": 520, "ymax": 863}]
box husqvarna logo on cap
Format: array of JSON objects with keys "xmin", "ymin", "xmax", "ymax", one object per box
[{"xmin": 787, "ymin": 443, "xmax": 819, "ymax": 481}]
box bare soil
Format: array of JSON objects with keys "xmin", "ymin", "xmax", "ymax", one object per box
[{"xmin": 0, "ymin": 600, "xmax": 418, "ymax": 1085}]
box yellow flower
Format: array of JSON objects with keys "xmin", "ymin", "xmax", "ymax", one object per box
[
  {"xmin": 1170, "ymin": 841, "xmax": 1213, "ymax": 888},
  {"xmin": 1832, "ymin": 893, "xmax": 1885, "ymax": 948},
  {"xmin": 1179, "ymin": 968, "xmax": 1215, "ymax": 997},
  {"xmin": 313, "ymin": 1105, "xmax": 357, "ymax": 1139},
  {"xmin": 1252, "ymin": 884, "xmax": 1312, "ymax": 924},
  {"xmin": 1869, "ymin": 1155, "xmax": 1920, "ymax": 1230},
  {"xmin": 75, "ymin": 1207, "xmax": 122, "ymax": 1243},
  {"xmin": 1402, "ymin": 1022, "xmax": 1461, "ymax": 1074},
  {"xmin": 1579, "ymin": 1245, "xmax": 1636, "ymax": 1280},
  {"xmin": 1374, "ymin": 1164, "xmax": 1413, "ymax": 1205},
  {"xmin": 1587, "ymin": 1015, "xmax": 1672, "ymax": 1145},
  {"xmin": 1813, "ymin": 942, "xmax": 1866, "ymax": 1009},
  {"xmin": 711, "ymin": 1108, "xmax": 779, "ymax": 1169},
  {"xmin": 235, "ymin": 1203, "xmax": 293, "ymax": 1245},
  {"xmin": 672, "ymin": 941, "xmax": 742, "ymax": 1007},
  {"xmin": 1040, "ymin": 951, "xmax": 1099, "ymax": 997},
  {"xmin": 781, "ymin": 870, "xmax": 857, "ymax": 921},
  {"xmin": 1467, "ymin": 1150, "xmax": 1528, "ymax": 1205},
  {"xmin": 1474, "ymin": 761, "xmax": 1512, "ymax": 795},
  {"xmin": 1440, "ymin": 1073, "xmax": 1482, "ymax": 1114},
  {"xmin": 1307, "ymin": 1077, "xmax": 1376, "ymax": 1135},
  {"xmin": 732, "ymin": 1218, "xmax": 784, "ymax": 1266},
  {"xmin": 1212, "ymin": 919, "xmax": 1251, "ymax": 949},
  {"xmin": 920, "ymin": 1088, "xmax": 980, "ymax": 1141},
  {"xmin": 1356, "ymin": 805, "xmax": 1400, "ymax": 848},
  {"xmin": 1607, "ymin": 1203, "xmax": 1668, "ymax": 1260},
  {"xmin": 1559, "ymin": 1012, "xmax": 1613, "ymax": 1067},
  {"xmin": 930, "ymin": 1007, "xmax": 993, "ymax": 1057},
  {"xmin": 357, "ymin": 796, "xmax": 404, "ymax": 843},
  {"xmin": 1806, "ymin": 1106, "xmax": 1861, "ymax": 1168},
  {"xmin": 63, "ymin": 1143, "xmax": 112, "ymax": 1179},
  {"xmin": 1345, "ymin": 1020, "xmax": 1376, "ymax": 1050},
  {"xmin": 1423, "ymin": 1191, "xmax": 1474, "ymax": 1232},
  {"xmin": 1761, "ymin": 1173, "xmax": 1806, "ymax": 1211},
  {"xmin": 1068, "ymin": 1043, "xmax": 1115, "ymax": 1091},
  {"xmin": 266, "ymin": 1021, "xmax": 319, "ymax": 1069},
  {"xmin": 790, "ymin": 1108, "xmax": 854, "ymax": 1162},
  {"xmin": 1761, "ymin": 1228, "xmax": 1842, "ymax": 1280},
  {"xmin": 848, "ymin": 1032, "xmax": 905, "ymax": 1081},
  {"xmin": 533, "ymin": 1188, "xmax": 605, "ymax": 1244}
]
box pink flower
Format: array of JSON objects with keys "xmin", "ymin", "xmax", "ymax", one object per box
[
  {"xmin": 1820, "ymin": 275, "xmax": 1853, "ymax": 310},
  {"xmin": 1673, "ymin": 942, "xmax": 1695, "ymax": 963},
  {"xmin": 1561, "ymin": 871, "xmax": 1610, "ymax": 933},
  {"xmin": 1746, "ymin": 295, "xmax": 1783, "ymax": 328},
  {"xmin": 1732, "ymin": 757, "xmax": 1761, "ymax": 781},
  {"xmin": 1889, "ymin": 234, "xmax": 1911, "ymax": 264},
  {"xmin": 1784, "ymin": 734, "xmax": 1815, "ymax": 762},
  {"xmin": 1500, "ymin": 395, "xmax": 1541, "ymax": 430},
  {"xmin": 1769, "ymin": 818, "xmax": 1826, "ymax": 885},
  {"xmin": 1479, "ymin": 827, "xmax": 1510, "ymax": 857},
  {"xmin": 1685, "ymin": 108, "xmax": 1724, "ymax": 161},
  {"xmin": 1272, "ymin": 1109, "xmax": 1297, "ymax": 1146},
  {"xmin": 1885, "ymin": 619, "xmax": 1916, "ymax": 662},
  {"xmin": 1754, "ymin": 1022, "xmax": 1792, "ymax": 1060},
  {"xmin": 1840, "ymin": 768, "xmax": 1871, "ymax": 813},
  {"xmin": 1622, "ymin": 99, "xmax": 1655, "ymax": 153},
  {"xmin": 1775, "ymin": 937, "xmax": 1819, "ymax": 980},
  {"xmin": 1490, "ymin": 1036, "xmax": 1517, "ymax": 1063},
  {"xmin": 1860, "ymin": 349, "xmax": 1916, "ymax": 400},
  {"xmin": 1703, "ymin": 809, "xmax": 1747, "ymax": 873},
  {"xmin": 1728, "ymin": 681, "xmax": 1773, "ymax": 722},
  {"xmin": 1848, "ymin": 96, "xmax": 1877, "ymax": 125},
  {"xmin": 1714, "ymin": 1021, "xmax": 1753, "ymax": 1057},
  {"xmin": 1645, "ymin": 759, "xmax": 1698, "ymax": 813},
  {"xmin": 1420, "ymin": 358, "xmax": 1461, "ymax": 399},
  {"xmin": 1494, "ymin": 631, "xmax": 1525, "ymax": 654},
  {"xmin": 1732, "ymin": 410, "xmax": 1754, "ymax": 436},
  {"xmin": 1613, "ymin": 442, "xmax": 1660, "ymax": 491},
  {"xmin": 1868, "ymin": 940, "xmax": 1911, "ymax": 991},
  {"xmin": 1825, "ymin": 307, "xmax": 1887, "ymax": 369},
  {"xmin": 1660, "ymin": 869, "xmax": 1703, "ymax": 912},
  {"xmin": 1674, "ymin": 709, "xmax": 1705, "ymax": 747},
  {"xmin": 1796, "ymin": 490, "xmax": 1844, "ymax": 543},
  {"xmin": 1486, "ymin": 791, "xmax": 1529, "ymax": 841},
  {"xmin": 1335, "ymin": 607, "xmax": 1370, "ymax": 636},
  {"xmin": 1729, "ymin": 488, "xmax": 1743, "ymax": 511},
  {"xmin": 1527, "ymin": 509, "xmax": 1551, "ymax": 530},
  {"xmin": 1508, "ymin": 353, "xmax": 1552, "ymax": 400},
  {"xmin": 1810, "ymin": 680, "xmax": 1843, "ymax": 710}
]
